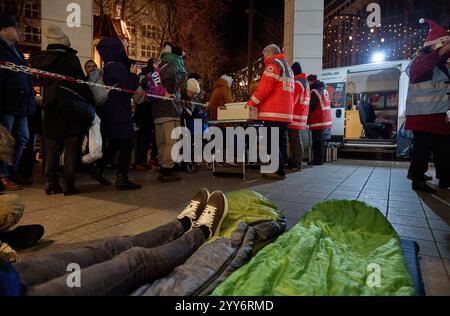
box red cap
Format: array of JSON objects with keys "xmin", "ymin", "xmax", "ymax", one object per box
[{"xmin": 419, "ymin": 18, "xmax": 450, "ymax": 48}]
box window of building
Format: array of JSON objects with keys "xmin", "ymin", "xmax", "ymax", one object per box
[
  {"xmin": 141, "ymin": 24, "xmax": 161, "ymax": 39},
  {"xmin": 24, "ymin": 1, "xmax": 40, "ymax": 19},
  {"xmin": 0, "ymin": 0, "xmax": 17, "ymax": 15},
  {"xmin": 127, "ymin": 22, "xmax": 136, "ymax": 36},
  {"xmin": 141, "ymin": 43, "xmax": 158, "ymax": 59},
  {"xmin": 129, "ymin": 43, "xmax": 136, "ymax": 56},
  {"xmin": 24, "ymin": 26, "xmax": 41, "ymax": 43}
]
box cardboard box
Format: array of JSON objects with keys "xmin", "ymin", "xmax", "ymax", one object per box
[{"xmin": 217, "ymin": 102, "xmax": 259, "ymax": 121}]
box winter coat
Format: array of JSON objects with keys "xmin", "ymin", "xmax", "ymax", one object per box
[
  {"xmin": 247, "ymin": 53, "xmax": 295, "ymax": 123},
  {"xmin": 159, "ymin": 52, "xmax": 187, "ymax": 98},
  {"xmin": 0, "ymin": 37, "xmax": 36, "ymax": 117},
  {"xmin": 405, "ymin": 50, "xmax": 450, "ymax": 136},
  {"xmin": 140, "ymin": 65, "xmax": 165, "ymax": 103},
  {"xmin": 209, "ymin": 78, "xmax": 234, "ymax": 121},
  {"xmin": 31, "ymin": 44, "xmax": 94, "ymax": 138},
  {"xmin": 97, "ymin": 38, "xmax": 139, "ymax": 140},
  {"xmin": 308, "ymin": 80, "xmax": 332, "ymax": 134}
]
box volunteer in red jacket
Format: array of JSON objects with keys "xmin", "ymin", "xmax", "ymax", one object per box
[
  {"xmin": 307, "ymin": 75, "xmax": 332, "ymax": 166},
  {"xmin": 248, "ymin": 44, "xmax": 295, "ymax": 180},
  {"xmin": 288, "ymin": 62, "xmax": 310, "ymax": 171},
  {"xmin": 405, "ymin": 19, "xmax": 450, "ymax": 193}
]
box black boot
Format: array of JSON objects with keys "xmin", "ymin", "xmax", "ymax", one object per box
[
  {"xmin": 62, "ymin": 178, "xmax": 81, "ymax": 196},
  {"xmin": 115, "ymin": 173, "xmax": 142, "ymax": 190},
  {"xmin": 412, "ymin": 182, "xmax": 437, "ymax": 194},
  {"xmin": 91, "ymin": 164, "xmax": 112, "ymax": 185},
  {"xmin": 158, "ymin": 167, "xmax": 182, "ymax": 183},
  {"xmin": 45, "ymin": 182, "xmax": 63, "ymax": 195},
  {"xmin": 0, "ymin": 225, "xmax": 45, "ymax": 250}
]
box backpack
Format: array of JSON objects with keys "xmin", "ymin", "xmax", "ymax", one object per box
[{"xmin": 88, "ymin": 68, "xmax": 109, "ymax": 107}]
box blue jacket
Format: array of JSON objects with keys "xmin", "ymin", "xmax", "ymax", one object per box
[
  {"xmin": 97, "ymin": 38, "xmax": 139, "ymax": 140},
  {"xmin": 0, "ymin": 37, "xmax": 36, "ymax": 116}
]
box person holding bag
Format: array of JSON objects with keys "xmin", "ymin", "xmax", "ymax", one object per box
[{"xmin": 31, "ymin": 25, "xmax": 95, "ymax": 196}]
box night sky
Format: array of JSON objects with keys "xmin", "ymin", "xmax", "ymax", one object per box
[{"xmin": 223, "ymin": 0, "xmax": 285, "ymax": 72}]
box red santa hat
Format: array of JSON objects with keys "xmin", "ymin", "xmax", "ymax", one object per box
[{"xmin": 419, "ymin": 18, "xmax": 450, "ymax": 48}]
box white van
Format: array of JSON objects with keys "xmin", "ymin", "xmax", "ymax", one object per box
[{"xmin": 320, "ymin": 60, "xmax": 411, "ymax": 157}]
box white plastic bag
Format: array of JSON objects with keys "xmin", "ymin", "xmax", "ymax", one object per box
[{"xmin": 82, "ymin": 114, "xmax": 103, "ymax": 164}]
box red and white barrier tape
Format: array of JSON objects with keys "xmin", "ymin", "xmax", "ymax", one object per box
[{"xmin": 0, "ymin": 60, "xmax": 207, "ymax": 107}]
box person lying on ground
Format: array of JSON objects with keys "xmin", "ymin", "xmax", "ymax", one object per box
[{"xmin": 1, "ymin": 189, "xmax": 228, "ymax": 296}]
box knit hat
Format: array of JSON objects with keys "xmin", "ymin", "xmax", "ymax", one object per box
[
  {"xmin": 291, "ymin": 62, "xmax": 303, "ymax": 76},
  {"xmin": 0, "ymin": 15, "xmax": 18, "ymax": 29},
  {"xmin": 186, "ymin": 78, "xmax": 200, "ymax": 94},
  {"xmin": 45, "ymin": 24, "xmax": 71, "ymax": 47},
  {"xmin": 221, "ymin": 75, "xmax": 233, "ymax": 88},
  {"xmin": 419, "ymin": 18, "xmax": 450, "ymax": 48}
]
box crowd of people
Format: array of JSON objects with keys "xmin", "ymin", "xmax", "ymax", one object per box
[
  {"xmin": 1, "ymin": 13, "xmax": 449, "ymax": 197},
  {"xmin": 0, "ymin": 14, "xmax": 333, "ymax": 196}
]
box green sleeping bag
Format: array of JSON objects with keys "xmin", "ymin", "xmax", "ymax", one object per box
[{"xmin": 212, "ymin": 200, "xmax": 415, "ymax": 296}]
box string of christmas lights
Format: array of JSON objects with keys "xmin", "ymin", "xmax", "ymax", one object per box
[{"xmin": 323, "ymin": 15, "xmax": 436, "ymax": 64}]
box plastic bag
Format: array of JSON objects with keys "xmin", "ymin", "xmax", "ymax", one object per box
[{"xmin": 82, "ymin": 114, "xmax": 103, "ymax": 164}]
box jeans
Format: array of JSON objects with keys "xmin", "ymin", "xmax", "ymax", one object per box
[
  {"xmin": 409, "ymin": 131, "xmax": 450, "ymax": 183},
  {"xmin": 44, "ymin": 136, "xmax": 80, "ymax": 187},
  {"xmin": 311, "ymin": 130, "xmax": 325, "ymax": 165},
  {"xmin": 14, "ymin": 220, "xmax": 206, "ymax": 296},
  {"xmin": 288, "ymin": 129, "xmax": 304, "ymax": 168},
  {"xmin": 0, "ymin": 115, "xmax": 29, "ymax": 176},
  {"xmin": 265, "ymin": 121, "xmax": 288, "ymax": 176},
  {"xmin": 100, "ymin": 138, "xmax": 134, "ymax": 175}
]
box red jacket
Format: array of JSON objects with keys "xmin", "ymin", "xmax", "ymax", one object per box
[
  {"xmin": 248, "ymin": 53, "xmax": 294, "ymax": 123},
  {"xmin": 289, "ymin": 73, "xmax": 310, "ymax": 130},
  {"xmin": 405, "ymin": 49, "xmax": 450, "ymax": 136},
  {"xmin": 308, "ymin": 88, "xmax": 332, "ymax": 131}
]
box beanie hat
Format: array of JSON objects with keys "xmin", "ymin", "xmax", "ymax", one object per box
[
  {"xmin": 0, "ymin": 15, "xmax": 18, "ymax": 29},
  {"xmin": 291, "ymin": 62, "xmax": 303, "ymax": 76},
  {"xmin": 45, "ymin": 24, "xmax": 71, "ymax": 47},
  {"xmin": 419, "ymin": 18, "xmax": 450, "ymax": 48},
  {"xmin": 186, "ymin": 78, "xmax": 200, "ymax": 94},
  {"xmin": 221, "ymin": 75, "xmax": 233, "ymax": 88}
]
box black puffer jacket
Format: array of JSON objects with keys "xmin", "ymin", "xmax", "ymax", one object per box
[
  {"xmin": 0, "ymin": 38, "xmax": 36, "ymax": 116},
  {"xmin": 31, "ymin": 44, "xmax": 94, "ymax": 138}
]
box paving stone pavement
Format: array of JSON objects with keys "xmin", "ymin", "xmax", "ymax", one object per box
[{"xmin": 14, "ymin": 159, "xmax": 450, "ymax": 296}]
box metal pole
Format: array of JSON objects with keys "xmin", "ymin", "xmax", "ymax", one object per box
[{"xmin": 247, "ymin": 0, "xmax": 254, "ymax": 94}]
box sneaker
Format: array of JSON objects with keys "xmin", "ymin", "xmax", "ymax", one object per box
[
  {"xmin": 0, "ymin": 225, "xmax": 45, "ymax": 251},
  {"xmin": 177, "ymin": 189, "xmax": 210, "ymax": 226},
  {"xmin": 412, "ymin": 182, "xmax": 437, "ymax": 194},
  {"xmin": 194, "ymin": 191, "xmax": 228, "ymax": 239},
  {"xmin": 407, "ymin": 173, "xmax": 433, "ymax": 182}
]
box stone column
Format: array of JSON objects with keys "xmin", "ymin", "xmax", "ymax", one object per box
[
  {"xmin": 41, "ymin": 0, "xmax": 94, "ymax": 66},
  {"xmin": 290, "ymin": 0, "xmax": 324, "ymax": 75}
]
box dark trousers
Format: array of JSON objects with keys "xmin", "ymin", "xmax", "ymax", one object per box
[
  {"xmin": 311, "ymin": 130, "xmax": 325, "ymax": 165},
  {"xmin": 44, "ymin": 136, "xmax": 80, "ymax": 187},
  {"xmin": 265, "ymin": 121, "xmax": 288, "ymax": 176},
  {"xmin": 135, "ymin": 103, "xmax": 156, "ymax": 165},
  {"xmin": 14, "ymin": 221, "xmax": 206, "ymax": 296},
  {"xmin": 288, "ymin": 129, "xmax": 304, "ymax": 168},
  {"xmin": 100, "ymin": 138, "xmax": 133, "ymax": 175},
  {"xmin": 409, "ymin": 131, "xmax": 450, "ymax": 183}
]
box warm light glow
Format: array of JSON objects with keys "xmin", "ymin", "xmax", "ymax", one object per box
[{"xmin": 372, "ymin": 51, "xmax": 385, "ymax": 63}]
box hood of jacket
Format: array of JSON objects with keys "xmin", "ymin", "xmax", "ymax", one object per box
[
  {"xmin": 96, "ymin": 37, "xmax": 128, "ymax": 64},
  {"xmin": 213, "ymin": 78, "xmax": 230, "ymax": 90},
  {"xmin": 31, "ymin": 44, "xmax": 78, "ymax": 70}
]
